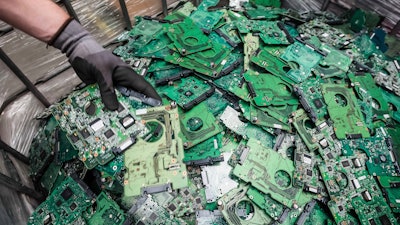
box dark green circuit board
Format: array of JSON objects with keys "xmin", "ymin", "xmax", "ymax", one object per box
[
  {"xmin": 159, "ymin": 76, "xmax": 215, "ymax": 110},
  {"xmin": 28, "ymin": 176, "xmax": 95, "ymax": 225}
]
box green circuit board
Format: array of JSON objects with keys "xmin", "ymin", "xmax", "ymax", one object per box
[
  {"xmin": 159, "ymin": 76, "xmax": 215, "ymax": 110},
  {"xmin": 239, "ymin": 101, "xmax": 290, "ymax": 131},
  {"xmin": 123, "ymin": 105, "xmax": 188, "ymax": 198},
  {"xmin": 280, "ymin": 41, "xmax": 322, "ymax": 83},
  {"xmin": 232, "ymin": 138, "xmax": 311, "ymax": 208},
  {"xmin": 341, "ymin": 127, "xmax": 400, "ymax": 177},
  {"xmin": 243, "ymin": 70, "xmax": 298, "ymax": 107},
  {"xmin": 246, "ymin": 187, "xmax": 289, "ymax": 222},
  {"xmin": 51, "ymin": 85, "xmax": 148, "ymax": 169},
  {"xmin": 321, "ymin": 83, "xmax": 370, "ymax": 139},
  {"xmin": 293, "ymin": 76, "xmax": 327, "ymax": 123},
  {"xmin": 219, "ymin": 186, "xmax": 274, "ymax": 225},
  {"xmin": 28, "ymin": 176, "xmax": 95, "ymax": 225},
  {"xmin": 179, "ymin": 101, "xmax": 224, "ymax": 149},
  {"xmin": 83, "ymin": 192, "xmax": 127, "ymax": 225},
  {"xmin": 165, "ymin": 17, "xmax": 213, "ymax": 56}
]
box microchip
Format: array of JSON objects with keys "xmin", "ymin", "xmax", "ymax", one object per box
[
  {"xmin": 313, "ymin": 98, "xmax": 324, "ymax": 109},
  {"xmin": 327, "ymin": 166, "xmax": 332, "ymax": 171},
  {"xmin": 183, "ymin": 189, "xmax": 190, "ymax": 196},
  {"xmin": 117, "ymin": 103, "xmax": 124, "ymax": 113},
  {"xmin": 69, "ymin": 133, "xmax": 79, "ymax": 143},
  {"xmin": 104, "ymin": 129, "xmax": 114, "ymax": 139},
  {"xmin": 61, "ymin": 187, "xmax": 73, "ymax": 200},
  {"xmin": 327, "ymin": 153, "xmax": 334, "ymax": 159},
  {"xmin": 80, "ymin": 129, "xmax": 90, "ymax": 139},
  {"xmin": 185, "ymin": 91, "xmax": 193, "ymax": 97},
  {"xmin": 295, "ymin": 153, "xmax": 301, "ymax": 161},
  {"xmin": 379, "ymin": 215, "xmax": 392, "ymax": 225},
  {"xmin": 168, "ymin": 203, "xmax": 177, "ymax": 212},
  {"xmin": 375, "ymin": 206, "xmax": 382, "ymax": 213},
  {"xmin": 119, "ymin": 115, "xmax": 135, "ymax": 129},
  {"xmin": 149, "ymin": 213, "xmax": 158, "ymax": 221},
  {"xmin": 70, "ymin": 202, "xmax": 77, "ymax": 211},
  {"xmin": 56, "ymin": 200, "xmax": 62, "ymax": 207},
  {"xmin": 84, "ymin": 101, "xmax": 96, "ymax": 116},
  {"xmin": 341, "ymin": 160, "xmax": 350, "ymax": 167},
  {"xmin": 369, "ymin": 219, "xmax": 377, "ymax": 225},
  {"xmin": 338, "ymin": 205, "xmax": 344, "ymax": 211},
  {"xmin": 195, "ymin": 198, "xmax": 201, "ymax": 204},
  {"xmin": 38, "ymin": 209, "xmax": 43, "ymax": 214},
  {"xmin": 310, "ymin": 87, "xmax": 315, "ymax": 93},
  {"xmin": 306, "ymin": 169, "xmax": 313, "ymax": 176}
]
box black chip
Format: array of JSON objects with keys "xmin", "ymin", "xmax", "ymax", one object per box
[
  {"xmin": 38, "ymin": 209, "xmax": 43, "ymax": 214},
  {"xmin": 149, "ymin": 212, "xmax": 158, "ymax": 221},
  {"xmin": 306, "ymin": 169, "xmax": 313, "ymax": 176},
  {"xmin": 168, "ymin": 203, "xmax": 177, "ymax": 211},
  {"xmin": 313, "ymin": 98, "xmax": 324, "ymax": 109},
  {"xmin": 84, "ymin": 101, "xmax": 96, "ymax": 116},
  {"xmin": 117, "ymin": 103, "xmax": 124, "ymax": 113},
  {"xmin": 341, "ymin": 160, "xmax": 350, "ymax": 167},
  {"xmin": 137, "ymin": 221, "xmax": 145, "ymax": 225},
  {"xmin": 338, "ymin": 205, "xmax": 344, "ymax": 211},
  {"xmin": 327, "ymin": 153, "xmax": 334, "ymax": 159},
  {"xmin": 369, "ymin": 218, "xmax": 377, "ymax": 225},
  {"xmin": 376, "ymin": 206, "xmax": 382, "ymax": 213},
  {"xmin": 328, "ymin": 166, "xmax": 332, "ymax": 171},
  {"xmin": 379, "ymin": 215, "xmax": 392, "ymax": 225},
  {"xmin": 183, "ymin": 189, "xmax": 190, "ymax": 196},
  {"xmin": 104, "ymin": 129, "xmax": 114, "ymax": 139},
  {"xmin": 61, "ymin": 187, "xmax": 73, "ymax": 200},
  {"xmin": 69, "ymin": 133, "xmax": 79, "ymax": 143},
  {"xmin": 195, "ymin": 198, "xmax": 201, "ymax": 204},
  {"xmin": 295, "ymin": 153, "xmax": 301, "ymax": 161},
  {"xmin": 310, "ymin": 87, "xmax": 315, "ymax": 93},
  {"xmin": 56, "ymin": 200, "xmax": 62, "ymax": 207},
  {"xmin": 70, "ymin": 202, "xmax": 77, "ymax": 211},
  {"xmin": 80, "ymin": 129, "xmax": 90, "ymax": 139}
]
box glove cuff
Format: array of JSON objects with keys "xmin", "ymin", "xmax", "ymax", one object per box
[{"xmin": 47, "ymin": 17, "xmax": 74, "ymax": 46}]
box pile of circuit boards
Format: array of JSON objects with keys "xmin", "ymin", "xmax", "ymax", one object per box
[{"xmin": 28, "ymin": 0, "xmax": 400, "ymax": 224}]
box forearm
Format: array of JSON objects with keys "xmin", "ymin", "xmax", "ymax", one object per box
[{"xmin": 0, "ymin": 0, "xmax": 70, "ymax": 42}]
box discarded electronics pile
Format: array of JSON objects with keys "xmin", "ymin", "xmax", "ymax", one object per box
[{"xmin": 28, "ymin": 0, "xmax": 400, "ymax": 224}]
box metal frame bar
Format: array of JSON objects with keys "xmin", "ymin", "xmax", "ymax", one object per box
[
  {"xmin": 118, "ymin": 0, "xmax": 132, "ymax": 30},
  {"xmin": 0, "ymin": 172, "xmax": 44, "ymax": 200},
  {"xmin": 62, "ymin": 0, "xmax": 80, "ymax": 23},
  {"xmin": 0, "ymin": 140, "xmax": 29, "ymax": 164},
  {"xmin": 0, "ymin": 48, "xmax": 51, "ymax": 108},
  {"xmin": 161, "ymin": 0, "xmax": 168, "ymax": 17}
]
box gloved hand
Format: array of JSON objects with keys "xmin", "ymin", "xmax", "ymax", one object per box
[{"xmin": 50, "ymin": 19, "xmax": 161, "ymax": 110}]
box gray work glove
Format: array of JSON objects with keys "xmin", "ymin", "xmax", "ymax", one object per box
[{"xmin": 51, "ymin": 20, "xmax": 161, "ymax": 110}]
